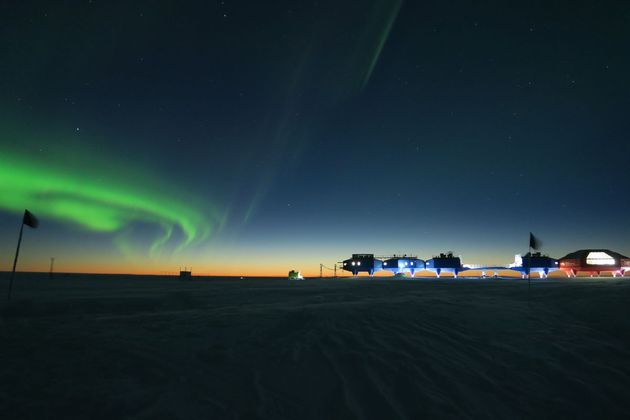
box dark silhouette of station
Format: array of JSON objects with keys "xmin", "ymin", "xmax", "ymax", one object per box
[
  {"xmin": 341, "ymin": 254, "xmax": 383, "ymax": 276},
  {"xmin": 341, "ymin": 249, "xmax": 628, "ymax": 278}
]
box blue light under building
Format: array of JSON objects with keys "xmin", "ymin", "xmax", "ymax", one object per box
[
  {"xmin": 425, "ymin": 252, "xmax": 464, "ymax": 278},
  {"xmin": 383, "ymin": 255, "xmax": 425, "ymax": 277},
  {"xmin": 508, "ymin": 253, "xmax": 559, "ymax": 278},
  {"xmin": 339, "ymin": 248, "xmax": 628, "ymax": 278}
]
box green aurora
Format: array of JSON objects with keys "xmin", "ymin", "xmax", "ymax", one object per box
[
  {"xmin": 0, "ymin": 152, "xmax": 216, "ymax": 256},
  {"xmin": 0, "ymin": 0, "xmax": 404, "ymax": 266},
  {"xmin": 239, "ymin": 0, "xmax": 403, "ymax": 223},
  {"xmin": 361, "ymin": 0, "xmax": 403, "ymax": 90}
]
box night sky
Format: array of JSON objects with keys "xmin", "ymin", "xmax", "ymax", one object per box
[{"xmin": 1, "ymin": 1, "xmax": 629, "ymax": 276}]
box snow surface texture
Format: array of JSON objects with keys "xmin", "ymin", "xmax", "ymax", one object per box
[{"xmin": 2, "ymin": 274, "xmax": 630, "ymax": 419}]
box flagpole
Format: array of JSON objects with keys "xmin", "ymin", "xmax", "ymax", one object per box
[
  {"xmin": 8, "ymin": 222, "xmax": 25, "ymax": 301},
  {"xmin": 528, "ymin": 234, "xmax": 532, "ymax": 293}
]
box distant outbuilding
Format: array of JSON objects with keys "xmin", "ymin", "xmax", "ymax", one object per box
[{"xmin": 288, "ymin": 270, "xmax": 304, "ymax": 280}]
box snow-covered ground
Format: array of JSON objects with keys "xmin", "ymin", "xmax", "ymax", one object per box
[{"xmin": 2, "ymin": 273, "xmax": 630, "ymax": 419}]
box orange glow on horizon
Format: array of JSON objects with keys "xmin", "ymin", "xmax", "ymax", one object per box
[{"xmin": 8, "ymin": 265, "xmax": 576, "ymax": 279}]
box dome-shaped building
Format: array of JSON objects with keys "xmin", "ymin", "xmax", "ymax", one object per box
[{"xmin": 559, "ymin": 249, "xmax": 630, "ymax": 277}]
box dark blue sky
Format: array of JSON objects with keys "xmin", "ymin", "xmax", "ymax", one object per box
[{"xmin": 1, "ymin": 0, "xmax": 629, "ymax": 274}]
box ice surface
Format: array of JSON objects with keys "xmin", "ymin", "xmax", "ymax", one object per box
[{"xmin": 2, "ymin": 273, "xmax": 630, "ymax": 419}]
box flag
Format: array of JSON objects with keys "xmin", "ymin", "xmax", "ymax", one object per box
[
  {"xmin": 23, "ymin": 209, "xmax": 38, "ymax": 228},
  {"xmin": 8, "ymin": 210, "xmax": 38, "ymax": 299},
  {"xmin": 529, "ymin": 232, "xmax": 541, "ymax": 251}
]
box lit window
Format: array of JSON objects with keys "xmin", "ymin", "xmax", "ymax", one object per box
[{"xmin": 586, "ymin": 252, "xmax": 615, "ymax": 265}]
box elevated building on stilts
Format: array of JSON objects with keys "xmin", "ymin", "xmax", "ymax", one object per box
[{"xmin": 559, "ymin": 249, "xmax": 630, "ymax": 277}]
